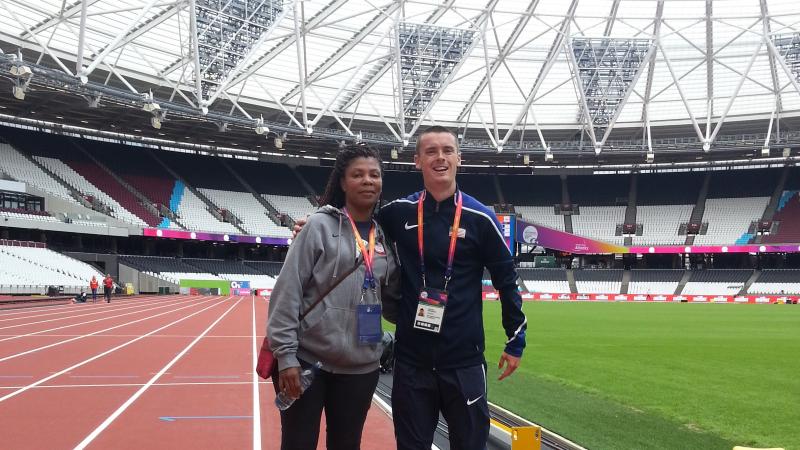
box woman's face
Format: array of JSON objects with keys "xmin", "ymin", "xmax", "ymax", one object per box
[{"xmin": 340, "ymin": 156, "xmax": 382, "ymax": 211}]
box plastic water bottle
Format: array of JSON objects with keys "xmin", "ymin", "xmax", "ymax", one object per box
[{"xmin": 274, "ymin": 362, "xmax": 322, "ymax": 411}]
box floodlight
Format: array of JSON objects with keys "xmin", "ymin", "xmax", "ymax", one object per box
[
  {"xmin": 702, "ymin": 142, "xmax": 710, "ymax": 152},
  {"xmin": 544, "ymin": 151, "xmax": 553, "ymax": 162},
  {"xmin": 255, "ymin": 116, "xmax": 267, "ymax": 135},
  {"xmin": 646, "ymin": 151, "xmax": 654, "ymax": 163},
  {"xmin": 391, "ymin": 148, "xmax": 399, "ymax": 160},
  {"xmin": 496, "ymin": 145, "xmax": 503, "ymax": 153},
  {"xmin": 761, "ymin": 147, "xmax": 770, "ymax": 157},
  {"xmin": 523, "ymin": 154, "xmax": 530, "ymax": 165},
  {"xmin": 10, "ymin": 65, "xmax": 32, "ymax": 77},
  {"xmin": 594, "ymin": 145, "xmax": 602, "ymax": 155},
  {"xmin": 151, "ymin": 116, "xmax": 162, "ymax": 130},
  {"xmin": 274, "ymin": 137, "xmax": 283, "ymax": 149},
  {"xmin": 305, "ymin": 125, "xmax": 313, "ymax": 135}
]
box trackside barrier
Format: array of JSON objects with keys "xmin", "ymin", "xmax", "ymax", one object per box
[{"xmin": 483, "ymin": 292, "xmax": 800, "ymax": 304}]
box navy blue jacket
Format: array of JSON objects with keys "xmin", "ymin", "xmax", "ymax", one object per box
[{"xmin": 379, "ymin": 189, "xmax": 527, "ymax": 370}]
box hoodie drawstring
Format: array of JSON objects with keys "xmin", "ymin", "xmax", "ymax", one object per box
[{"xmin": 332, "ymin": 213, "xmax": 342, "ymax": 280}]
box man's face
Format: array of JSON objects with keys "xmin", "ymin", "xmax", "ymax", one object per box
[{"xmin": 414, "ymin": 132, "xmax": 461, "ymax": 188}]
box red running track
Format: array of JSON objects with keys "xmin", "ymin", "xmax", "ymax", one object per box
[{"xmin": 0, "ymin": 295, "xmax": 396, "ymax": 449}]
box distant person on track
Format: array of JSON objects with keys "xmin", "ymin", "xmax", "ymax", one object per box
[
  {"xmin": 103, "ymin": 274, "xmax": 113, "ymax": 303},
  {"xmin": 267, "ymin": 144, "xmax": 400, "ymax": 450},
  {"xmin": 89, "ymin": 276, "xmax": 99, "ymax": 303},
  {"xmin": 294, "ymin": 126, "xmax": 527, "ymax": 450},
  {"xmin": 73, "ymin": 290, "xmax": 87, "ymax": 303}
]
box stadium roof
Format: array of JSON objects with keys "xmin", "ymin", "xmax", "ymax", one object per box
[{"xmin": 0, "ymin": 0, "xmax": 800, "ymax": 165}]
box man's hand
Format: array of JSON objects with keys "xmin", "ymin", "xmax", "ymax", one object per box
[
  {"xmin": 278, "ymin": 366, "xmax": 302, "ymax": 399},
  {"xmin": 497, "ymin": 352, "xmax": 521, "ymax": 381},
  {"xmin": 291, "ymin": 218, "xmax": 307, "ymax": 239}
]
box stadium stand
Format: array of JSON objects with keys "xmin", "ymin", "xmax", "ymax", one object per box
[
  {"xmin": 498, "ymin": 175, "xmax": 562, "ymax": 206},
  {"xmin": 198, "ymin": 188, "xmax": 291, "ymax": 237},
  {"xmin": 568, "ymin": 174, "xmax": 629, "ymax": 206},
  {"xmin": 0, "ymin": 243, "xmax": 105, "ymax": 294},
  {"xmin": 34, "ymin": 156, "xmax": 147, "ymax": 227},
  {"xmin": 572, "ymin": 206, "xmax": 626, "ymax": 244},
  {"xmin": 244, "ymin": 261, "xmax": 283, "ymax": 277},
  {"xmin": 637, "ymin": 172, "xmax": 704, "ymax": 205},
  {"xmin": 515, "ymin": 206, "xmax": 565, "ymax": 231},
  {"xmin": 628, "ymin": 270, "xmax": 685, "ymax": 295},
  {"xmin": 747, "ymin": 270, "xmax": 800, "ymax": 295},
  {"xmin": 763, "ymin": 169, "xmax": 800, "ymax": 243},
  {"xmin": 693, "ymin": 197, "xmax": 769, "ymax": 245},
  {"xmin": 262, "ymin": 194, "xmax": 317, "ymax": 222},
  {"xmin": 174, "ymin": 188, "xmax": 239, "ymax": 234},
  {"xmin": 295, "ymin": 165, "xmax": 329, "ymax": 195},
  {"xmin": 458, "ymin": 173, "xmax": 499, "ymax": 205},
  {"xmin": 633, "ymin": 204, "xmax": 693, "ymax": 245},
  {"xmin": 706, "ymin": 169, "xmax": 776, "ymax": 198},
  {"xmin": 225, "ymin": 158, "xmax": 306, "ymax": 196},
  {"xmin": 517, "ymin": 268, "xmax": 570, "ymax": 293},
  {"xmin": 574, "ymin": 269, "xmax": 623, "ymax": 294},
  {"xmin": 0, "ymin": 207, "xmax": 59, "ymax": 222},
  {"xmin": 0, "ymin": 143, "xmax": 79, "ymax": 204},
  {"xmin": 84, "ymin": 142, "xmax": 175, "ymax": 215},
  {"xmin": 681, "ymin": 270, "xmax": 752, "ymax": 295}
]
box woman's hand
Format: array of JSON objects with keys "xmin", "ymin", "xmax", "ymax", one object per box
[{"xmin": 278, "ymin": 366, "xmax": 302, "ymax": 399}]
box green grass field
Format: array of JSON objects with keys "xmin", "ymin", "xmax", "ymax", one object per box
[{"xmin": 480, "ymin": 302, "xmax": 800, "ymax": 450}]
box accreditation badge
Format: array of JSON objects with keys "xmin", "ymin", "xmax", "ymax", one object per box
[
  {"xmin": 357, "ymin": 303, "xmax": 383, "ymax": 344},
  {"xmin": 413, "ymin": 288, "xmax": 447, "ymax": 333}
]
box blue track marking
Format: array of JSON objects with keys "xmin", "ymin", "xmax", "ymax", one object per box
[{"xmin": 159, "ymin": 415, "xmax": 252, "ymax": 422}]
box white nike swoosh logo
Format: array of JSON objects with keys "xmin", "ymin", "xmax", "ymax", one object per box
[
  {"xmin": 466, "ymin": 395, "xmax": 483, "ymax": 406},
  {"xmin": 404, "ymin": 222, "xmax": 418, "ymax": 230}
]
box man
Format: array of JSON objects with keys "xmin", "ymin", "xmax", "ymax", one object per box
[
  {"xmin": 103, "ymin": 274, "xmax": 113, "ymax": 303},
  {"xmin": 90, "ymin": 276, "xmax": 99, "ymax": 303},
  {"xmin": 294, "ymin": 126, "xmax": 527, "ymax": 449}
]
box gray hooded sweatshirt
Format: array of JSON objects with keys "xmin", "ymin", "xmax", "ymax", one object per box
[{"xmin": 267, "ymin": 205, "xmax": 400, "ymax": 374}]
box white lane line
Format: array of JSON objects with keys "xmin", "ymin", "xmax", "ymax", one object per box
[
  {"xmin": 0, "ymin": 380, "xmax": 274, "ymax": 389},
  {"xmin": 0, "ymin": 296, "xmax": 182, "ymax": 330},
  {"xmin": 0, "ymin": 296, "xmax": 195, "ymax": 344},
  {"xmin": 0, "ymin": 297, "xmax": 147, "ymax": 316},
  {"xmin": 73, "ymin": 297, "xmax": 243, "ymax": 449},
  {"xmin": 252, "ymin": 295, "xmax": 262, "ymax": 450},
  {"xmin": 0, "ymin": 296, "xmax": 226, "ymax": 404},
  {"xmin": 0, "ymin": 296, "xmax": 218, "ymax": 364},
  {"xmin": 0, "ymin": 295, "xmax": 166, "ymax": 323}
]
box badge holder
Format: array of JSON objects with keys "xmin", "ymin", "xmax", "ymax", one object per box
[
  {"xmin": 357, "ymin": 290, "xmax": 382, "ymax": 344},
  {"xmin": 413, "ymin": 288, "xmax": 447, "ymax": 333}
]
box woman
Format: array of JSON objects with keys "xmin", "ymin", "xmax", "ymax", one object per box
[{"xmin": 267, "ymin": 144, "xmax": 399, "ymax": 450}]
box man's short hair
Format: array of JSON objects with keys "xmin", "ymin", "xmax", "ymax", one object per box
[{"xmin": 415, "ymin": 125, "xmax": 458, "ymax": 154}]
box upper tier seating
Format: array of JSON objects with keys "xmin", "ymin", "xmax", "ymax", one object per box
[
  {"xmin": 295, "ymin": 165, "xmax": 329, "ymax": 195},
  {"xmin": 175, "ymin": 188, "xmax": 239, "ymax": 234},
  {"xmin": 84, "ymin": 142, "xmax": 174, "ymax": 211},
  {"xmin": 633, "ymin": 204, "xmax": 693, "ymax": 245},
  {"xmin": 707, "ymin": 169, "xmax": 777, "ymax": 198},
  {"xmin": 574, "ymin": 269, "xmax": 623, "ymax": 294},
  {"xmin": 198, "ymin": 188, "xmax": 291, "ymax": 237},
  {"xmin": 572, "ymin": 206, "xmax": 626, "ymax": 244},
  {"xmin": 568, "ymin": 174, "xmax": 629, "ymax": 206},
  {"xmin": 262, "ymin": 194, "xmax": 317, "ymax": 222},
  {"xmin": 763, "ymin": 190, "xmax": 800, "ymax": 244},
  {"xmin": 381, "ymin": 171, "xmax": 423, "ymax": 201},
  {"xmin": 517, "ymin": 268, "xmax": 570, "ymax": 293},
  {"xmin": 499, "ymin": 175, "xmax": 562, "ymax": 206},
  {"xmin": 747, "ymin": 270, "xmax": 800, "ymax": 295},
  {"xmin": 0, "ymin": 143, "xmax": 78, "ymax": 205},
  {"xmin": 0, "ymin": 244, "xmax": 105, "ymax": 294},
  {"xmin": 34, "ymin": 156, "xmax": 147, "ymax": 226},
  {"xmin": 638, "ymin": 172, "xmax": 704, "ymax": 205},
  {"xmin": 515, "ymin": 206, "xmax": 565, "ymax": 231},
  {"xmin": 119, "ymin": 255, "xmax": 203, "ymax": 273},
  {"xmin": 226, "ymin": 158, "xmax": 306, "ymax": 196},
  {"xmin": 156, "ymin": 151, "xmax": 244, "ymax": 191},
  {"xmin": 693, "ymin": 197, "xmax": 769, "ymax": 245},
  {"xmin": 628, "ymin": 269, "xmax": 685, "ymax": 295},
  {"xmin": 681, "ymin": 270, "xmax": 752, "ymax": 295},
  {"xmin": 457, "ymin": 173, "xmax": 499, "ymax": 205}
]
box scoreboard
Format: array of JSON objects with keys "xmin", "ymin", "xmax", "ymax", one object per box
[{"xmin": 495, "ymin": 213, "xmax": 516, "ymax": 257}]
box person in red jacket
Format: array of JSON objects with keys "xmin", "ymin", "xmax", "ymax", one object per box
[
  {"xmin": 89, "ymin": 276, "xmax": 99, "ymax": 303},
  {"xmin": 103, "ymin": 274, "xmax": 113, "ymax": 303}
]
